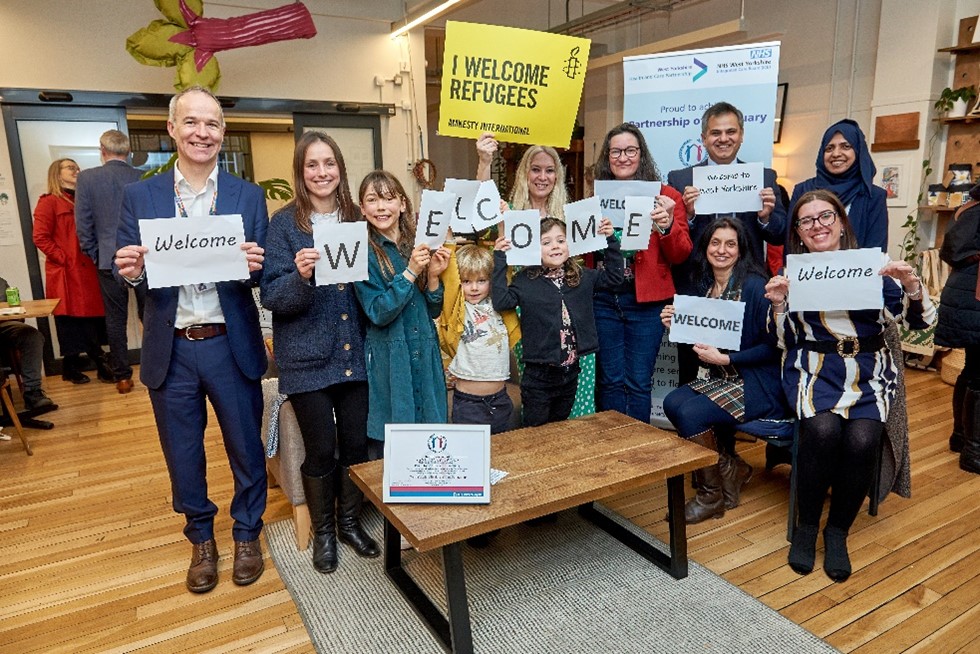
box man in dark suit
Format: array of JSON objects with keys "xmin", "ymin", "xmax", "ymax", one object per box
[
  {"xmin": 666, "ymin": 101, "xmax": 787, "ymax": 297},
  {"xmin": 114, "ymin": 86, "xmax": 269, "ymax": 594},
  {"xmin": 75, "ymin": 130, "xmax": 145, "ymax": 394}
]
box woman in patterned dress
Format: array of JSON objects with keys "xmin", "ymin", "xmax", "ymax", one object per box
[
  {"xmin": 661, "ymin": 217, "xmax": 785, "ymax": 523},
  {"xmin": 765, "ymin": 189, "xmax": 934, "ymax": 582}
]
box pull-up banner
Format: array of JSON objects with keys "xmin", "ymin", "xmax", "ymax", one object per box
[
  {"xmin": 438, "ymin": 21, "xmax": 591, "ymax": 148},
  {"xmin": 623, "ymin": 42, "xmax": 780, "ymax": 171}
]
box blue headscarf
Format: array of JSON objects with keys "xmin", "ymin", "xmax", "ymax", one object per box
[{"xmin": 803, "ymin": 119, "xmax": 877, "ymax": 207}]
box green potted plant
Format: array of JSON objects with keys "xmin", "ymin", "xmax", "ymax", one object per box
[{"xmin": 936, "ymin": 85, "xmax": 977, "ymax": 118}]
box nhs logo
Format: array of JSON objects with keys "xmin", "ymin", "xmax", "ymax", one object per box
[{"xmin": 750, "ymin": 48, "xmax": 773, "ymax": 59}]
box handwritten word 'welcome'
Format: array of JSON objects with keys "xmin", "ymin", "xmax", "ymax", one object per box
[
  {"xmin": 672, "ymin": 314, "xmax": 742, "ymax": 331},
  {"xmin": 155, "ymin": 234, "xmax": 238, "ymax": 251},
  {"xmin": 796, "ymin": 265, "xmax": 874, "ymax": 281}
]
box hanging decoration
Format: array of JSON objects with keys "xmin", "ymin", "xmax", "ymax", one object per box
[{"xmin": 127, "ymin": 0, "xmax": 317, "ymax": 90}]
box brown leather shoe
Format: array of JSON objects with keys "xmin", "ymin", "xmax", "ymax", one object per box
[
  {"xmin": 233, "ymin": 539, "xmax": 264, "ymax": 586},
  {"xmin": 116, "ymin": 379, "xmax": 134, "ymax": 394},
  {"xmin": 186, "ymin": 539, "xmax": 218, "ymax": 593}
]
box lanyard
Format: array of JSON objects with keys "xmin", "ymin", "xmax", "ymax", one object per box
[{"xmin": 174, "ymin": 181, "xmax": 217, "ymax": 218}]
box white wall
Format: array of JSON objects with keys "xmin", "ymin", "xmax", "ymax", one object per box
[{"xmin": 0, "ymin": 0, "xmax": 427, "ymax": 296}]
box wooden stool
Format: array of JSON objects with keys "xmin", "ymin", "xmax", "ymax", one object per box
[{"xmin": 1, "ymin": 377, "xmax": 31, "ymax": 455}]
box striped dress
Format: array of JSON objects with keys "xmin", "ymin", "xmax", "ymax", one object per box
[{"xmin": 772, "ymin": 278, "xmax": 935, "ymax": 421}]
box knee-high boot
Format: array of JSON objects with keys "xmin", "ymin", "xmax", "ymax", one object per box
[
  {"xmin": 338, "ymin": 466, "xmax": 380, "ymax": 557},
  {"xmin": 960, "ymin": 387, "xmax": 980, "ymax": 475},
  {"xmin": 301, "ymin": 469, "xmax": 338, "ymax": 573},
  {"xmin": 719, "ymin": 451, "xmax": 753, "ymax": 509},
  {"xmin": 685, "ymin": 430, "xmax": 725, "ymax": 523}
]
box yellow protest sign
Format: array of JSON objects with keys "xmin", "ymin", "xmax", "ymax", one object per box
[{"xmin": 438, "ymin": 21, "xmax": 590, "ymax": 148}]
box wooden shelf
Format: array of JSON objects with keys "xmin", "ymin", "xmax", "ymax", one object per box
[
  {"xmin": 939, "ymin": 42, "xmax": 980, "ymax": 54},
  {"xmin": 936, "ymin": 114, "xmax": 980, "ymax": 125}
]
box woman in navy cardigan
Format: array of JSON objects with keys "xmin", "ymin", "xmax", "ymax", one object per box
[{"xmin": 661, "ymin": 217, "xmax": 786, "ymax": 524}]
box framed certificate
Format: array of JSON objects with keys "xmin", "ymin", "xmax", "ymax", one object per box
[{"xmin": 383, "ymin": 424, "xmax": 491, "ymax": 504}]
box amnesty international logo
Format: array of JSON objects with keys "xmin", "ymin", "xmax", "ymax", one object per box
[
  {"xmin": 427, "ymin": 433, "xmax": 448, "ymax": 453},
  {"xmin": 563, "ymin": 47, "xmax": 582, "ymax": 79}
]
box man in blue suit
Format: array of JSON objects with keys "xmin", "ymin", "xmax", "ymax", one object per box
[
  {"xmin": 666, "ymin": 101, "xmax": 786, "ymax": 297},
  {"xmin": 114, "ymin": 86, "xmax": 269, "ymax": 594},
  {"xmin": 75, "ymin": 129, "xmax": 145, "ymax": 394}
]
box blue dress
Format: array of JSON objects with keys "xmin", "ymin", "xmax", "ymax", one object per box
[
  {"xmin": 773, "ymin": 278, "xmax": 935, "ymax": 421},
  {"xmin": 354, "ymin": 236, "xmax": 447, "ymax": 441}
]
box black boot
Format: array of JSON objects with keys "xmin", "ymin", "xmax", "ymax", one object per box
[
  {"xmin": 961, "ymin": 387, "xmax": 980, "ymax": 474},
  {"xmin": 684, "ymin": 430, "xmax": 725, "ymax": 524},
  {"xmin": 951, "ymin": 373, "xmax": 968, "ymax": 452},
  {"xmin": 301, "ymin": 470, "xmax": 338, "ymax": 573},
  {"xmin": 823, "ymin": 526, "xmax": 852, "ymax": 582},
  {"xmin": 61, "ymin": 354, "xmax": 90, "ymax": 384},
  {"xmin": 94, "ymin": 351, "xmax": 114, "ymax": 383},
  {"xmin": 338, "ymin": 466, "xmax": 380, "ymax": 558}
]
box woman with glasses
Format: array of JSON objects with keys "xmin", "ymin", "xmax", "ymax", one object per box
[
  {"xmin": 787, "ymin": 119, "xmax": 912, "ymax": 516},
  {"xmin": 32, "ymin": 158, "xmax": 111, "ymax": 385},
  {"xmin": 590, "ymin": 123, "xmax": 692, "ymax": 422},
  {"xmin": 765, "ymin": 189, "xmax": 934, "ymax": 582}
]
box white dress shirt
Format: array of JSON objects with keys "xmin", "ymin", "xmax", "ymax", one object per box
[{"xmin": 173, "ymin": 164, "xmax": 225, "ymax": 328}]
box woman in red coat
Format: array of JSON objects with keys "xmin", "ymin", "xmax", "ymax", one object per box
[{"xmin": 33, "ymin": 158, "xmax": 110, "ymax": 384}]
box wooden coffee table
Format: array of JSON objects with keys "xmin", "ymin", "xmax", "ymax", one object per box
[{"xmin": 349, "ymin": 411, "xmax": 715, "ymax": 654}]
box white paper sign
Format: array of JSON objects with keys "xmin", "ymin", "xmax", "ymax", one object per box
[
  {"xmin": 471, "ymin": 180, "xmax": 503, "ymax": 230},
  {"xmin": 565, "ymin": 196, "xmax": 606, "ymax": 256},
  {"xmin": 415, "ymin": 190, "xmax": 455, "ymax": 249},
  {"xmin": 785, "ymin": 248, "xmax": 885, "ymax": 312},
  {"xmin": 693, "ymin": 162, "xmax": 764, "ymax": 215},
  {"xmin": 503, "ymin": 209, "xmax": 541, "ymax": 267},
  {"xmin": 594, "ymin": 180, "xmax": 661, "ymax": 228},
  {"xmin": 444, "ymin": 178, "xmax": 481, "ymax": 233},
  {"xmin": 621, "ymin": 196, "xmax": 656, "ymax": 251},
  {"xmin": 669, "ymin": 294, "xmax": 746, "ymax": 351},
  {"xmin": 313, "ymin": 221, "xmax": 369, "ymax": 285},
  {"xmin": 383, "ymin": 423, "xmax": 491, "ymax": 504},
  {"xmin": 139, "ymin": 214, "xmax": 248, "ymax": 289}
]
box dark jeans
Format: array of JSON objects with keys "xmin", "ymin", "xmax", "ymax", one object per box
[
  {"xmin": 594, "ymin": 291, "xmax": 666, "ymax": 422},
  {"xmin": 289, "ymin": 381, "xmax": 369, "ymax": 477},
  {"xmin": 99, "ymin": 268, "xmax": 145, "ymax": 381},
  {"xmin": 452, "ymin": 387, "xmax": 513, "ymax": 434},
  {"xmin": 0, "ymin": 321, "xmax": 44, "ymax": 391},
  {"xmin": 521, "ymin": 361, "xmax": 580, "ymax": 427}
]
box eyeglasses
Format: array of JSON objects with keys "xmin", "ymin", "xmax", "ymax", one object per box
[
  {"xmin": 60, "ymin": 164, "xmax": 80, "ymax": 172},
  {"xmin": 795, "ymin": 210, "xmax": 837, "ymax": 231},
  {"xmin": 609, "ymin": 146, "xmax": 640, "ymax": 160}
]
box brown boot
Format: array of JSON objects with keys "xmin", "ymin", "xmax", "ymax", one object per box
[
  {"xmin": 186, "ymin": 538, "xmax": 218, "ymax": 593},
  {"xmin": 232, "ymin": 539, "xmax": 264, "ymax": 586},
  {"xmin": 719, "ymin": 452, "xmax": 753, "ymax": 509},
  {"xmin": 684, "ymin": 431, "xmax": 725, "ymax": 524}
]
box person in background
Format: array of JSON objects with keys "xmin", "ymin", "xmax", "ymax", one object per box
[
  {"xmin": 75, "ymin": 129, "xmax": 145, "ymax": 394},
  {"xmin": 261, "ymin": 131, "xmax": 379, "ymax": 574},
  {"xmin": 353, "ymin": 170, "xmax": 451, "ymax": 459},
  {"xmin": 114, "ymin": 86, "xmax": 269, "ymax": 594},
  {"xmin": 661, "ymin": 218, "xmax": 784, "ymax": 523},
  {"xmin": 766, "ymin": 189, "xmax": 934, "ymax": 582},
  {"xmin": 476, "ymin": 134, "xmax": 596, "ymax": 419},
  {"xmin": 492, "ymin": 216, "xmax": 623, "ymax": 426},
  {"xmin": 935, "ymin": 183, "xmax": 980, "ymax": 472},
  {"xmin": 0, "ymin": 276, "xmax": 55, "ymax": 413},
  {"xmin": 33, "ymin": 158, "xmax": 111, "ymax": 385},
  {"xmin": 591, "ymin": 123, "xmax": 691, "ymax": 423}
]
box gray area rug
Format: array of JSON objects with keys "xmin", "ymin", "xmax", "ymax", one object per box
[{"xmin": 267, "ymin": 507, "xmax": 840, "ymax": 653}]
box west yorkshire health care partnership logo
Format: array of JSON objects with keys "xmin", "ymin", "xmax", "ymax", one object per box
[
  {"xmin": 692, "ymin": 57, "xmax": 708, "ymax": 82},
  {"xmin": 427, "ymin": 433, "xmax": 448, "ymax": 453}
]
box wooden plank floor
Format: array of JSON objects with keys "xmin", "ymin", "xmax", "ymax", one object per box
[{"xmin": 0, "ymin": 367, "xmax": 975, "ymax": 652}]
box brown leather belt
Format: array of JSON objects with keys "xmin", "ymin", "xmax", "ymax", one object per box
[{"xmin": 175, "ymin": 324, "xmax": 227, "ymax": 341}]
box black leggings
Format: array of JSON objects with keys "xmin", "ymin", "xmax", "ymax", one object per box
[
  {"xmin": 289, "ymin": 381, "xmax": 369, "ymax": 477},
  {"xmin": 952, "ymin": 346, "xmax": 980, "ymax": 436},
  {"xmin": 796, "ymin": 412, "xmax": 882, "ymax": 531}
]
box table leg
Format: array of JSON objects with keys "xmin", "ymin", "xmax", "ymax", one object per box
[
  {"xmin": 578, "ymin": 473, "xmax": 689, "ymax": 579},
  {"xmin": 382, "ymin": 518, "xmax": 474, "ymax": 653}
]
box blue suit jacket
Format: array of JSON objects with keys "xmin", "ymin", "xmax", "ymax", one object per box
[
  {"xmin": 667, "ymin": 160, "xmax": 786, "ymax": 293},
  {"xmin": 75, "ymin": 159, "xmax": 143, "ymax": 269},
  {"xmin": 116, "ymin": 169, "xmax": 269, "ymax": 390}
]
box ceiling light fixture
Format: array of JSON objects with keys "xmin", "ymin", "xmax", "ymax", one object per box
[{"xmin": 390, "ymin": 0, "xmax": 461, "ymax": 39}]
